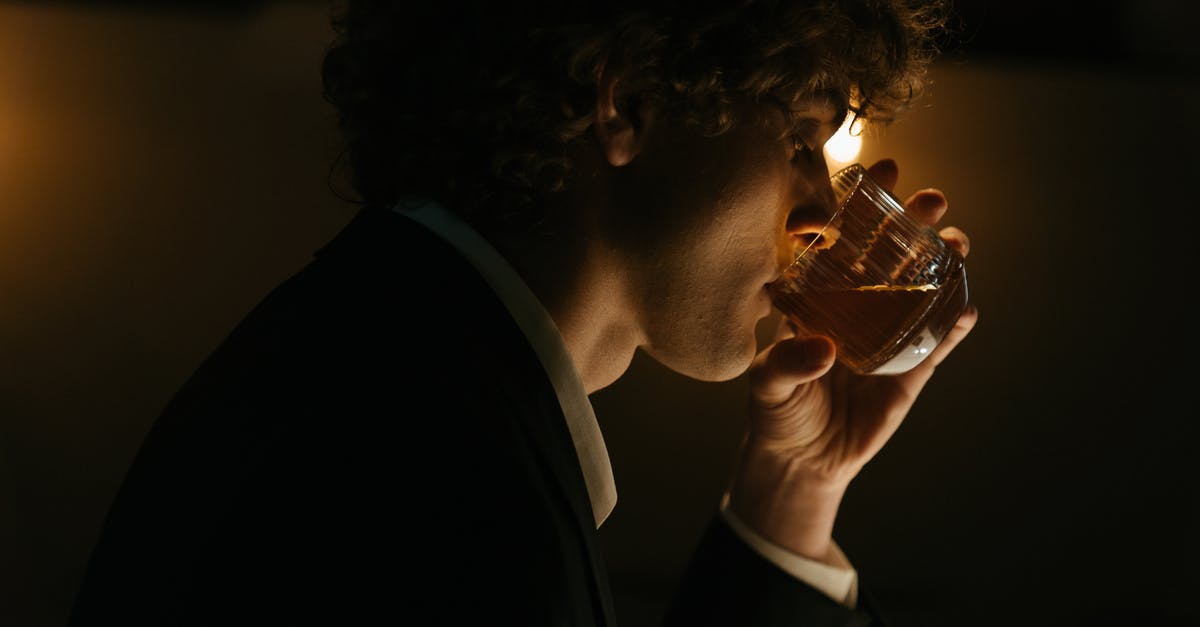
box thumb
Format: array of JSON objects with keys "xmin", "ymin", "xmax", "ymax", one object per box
[{"xmin": 749, "ymin": 335, "xmax": 837, "ymax": 406}]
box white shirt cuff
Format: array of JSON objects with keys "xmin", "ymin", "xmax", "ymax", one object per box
[{"xmin": 718, "ymin": 493, "xmax": 859, "ymax": 608}]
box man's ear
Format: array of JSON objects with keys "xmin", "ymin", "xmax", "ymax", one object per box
[{"xmin": 593, "ymin": 63, "xmax": 653, "ymax": 167}]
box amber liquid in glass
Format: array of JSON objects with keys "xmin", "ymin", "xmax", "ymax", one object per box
[{"xmin": 768, "ymin": 258, "xmax": 967, "ymax": 375}]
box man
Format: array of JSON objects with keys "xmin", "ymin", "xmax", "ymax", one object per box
[{"xmin": 69, "ymin": 1, "xmax": 977, "ymax": 625}]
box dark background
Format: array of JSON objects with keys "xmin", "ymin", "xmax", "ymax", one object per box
[{"xmin": 1, "ymin": 1, "xmax": 1196, "ymax": 626}]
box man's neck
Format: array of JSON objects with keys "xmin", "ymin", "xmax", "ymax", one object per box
[{"xmin": 485, "ymin": 224, "xmax": 642, "ymax": 395}]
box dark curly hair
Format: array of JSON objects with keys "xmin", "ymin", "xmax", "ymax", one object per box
[{"xmin": 320, "ymin": 0, "xmax": 950, "ymax": 236}]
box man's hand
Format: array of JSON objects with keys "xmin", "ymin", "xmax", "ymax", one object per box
[{"xmin": 727, "ymin": 158, "xmax": 979, "ymax": 564}]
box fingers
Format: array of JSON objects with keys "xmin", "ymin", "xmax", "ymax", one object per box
[
  {"xmin": 867, "ymin": 158, "xmax": 899, "ymax": 191},
  {"xmin": 749, "ymin": 335, "xmax": 837, "ymax": 406},
  {"xmin": 897, "ymin": 185, "xmax": 970, "ymax": 259},
  {"xmin": 896, "ymin": 305, "xmax": 979, "ymax": 389},
  {"xmin": 903, "ymin": 189, "xmax": 948, "ymax": 225},
  {"xmin": 938, "ymin": 225, "xmax": 970, "ymax": 257},
  {"xmin": 928, "ymin": 305, "xmax": 978, "ymax": 368}
]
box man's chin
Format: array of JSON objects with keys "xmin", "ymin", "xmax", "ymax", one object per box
[
  {"xmin": 688, "ymin": 343, "xmax": 758, "ymax": 383},
  {"xmin": 641, "ymin": 330, "xmax": 759, "ymax": 382}
]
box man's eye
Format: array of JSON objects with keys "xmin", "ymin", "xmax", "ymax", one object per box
[{"xmin": 790, "ymin": 135, "xmax": 815, "ymax": 160}]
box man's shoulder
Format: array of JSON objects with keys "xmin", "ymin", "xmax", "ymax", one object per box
[
  {"xmin": 157, "ymin": 204, "xmax": 520, "ymax": 418},
  {"xmin": 313, "ymin": 204, "xmax": 443, "ymax": 261},
  {"xmin": 247, "ymin": 205, "xmax": 489, "ymax": 335}
]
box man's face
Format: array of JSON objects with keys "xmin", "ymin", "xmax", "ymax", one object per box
[{"xmin": 602, "ymin": 98, "xmax": 843, "ymax": 382}]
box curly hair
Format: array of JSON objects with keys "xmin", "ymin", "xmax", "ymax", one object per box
[{"xmin": 320, "ymin": 0, "xmax": 950, "ymax": 236}]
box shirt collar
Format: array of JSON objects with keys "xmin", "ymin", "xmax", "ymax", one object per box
[{"xmin": 391, "ymin": 200, "xmax": 617, "ymax": 529}]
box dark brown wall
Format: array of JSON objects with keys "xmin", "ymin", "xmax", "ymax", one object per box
[{"xmin": 1, "ymin": 2, "xmax": 1196, "ymax": 626}]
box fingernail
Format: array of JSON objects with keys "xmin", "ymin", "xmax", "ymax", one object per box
[{"xmin": 915, "ymin": 190, "xmax": 947, "ymax": 210}]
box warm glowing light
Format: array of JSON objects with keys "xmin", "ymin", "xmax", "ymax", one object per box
[{"xmin": 824, "ymin": 113, "xmax": 862, "ymax": 165}]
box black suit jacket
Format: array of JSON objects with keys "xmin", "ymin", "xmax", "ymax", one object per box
[{"xmin": 68, "ymin": 205, "xmax": 884, "ymax": 626}]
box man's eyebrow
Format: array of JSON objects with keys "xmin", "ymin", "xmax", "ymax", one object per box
[
  {"xmin": 780, "ymin": 87, "xmax": 847, "ymax": 114},
  {"xmin": 780, "ymin": 97, "xmax": 847, "ymax": 135},
  {"xmin": 761, "ymin": 90, "xmax": 849, "ymax": 139}
]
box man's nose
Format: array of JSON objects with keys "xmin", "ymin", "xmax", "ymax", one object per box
[
  {"xmin": 784, "ymin": 202, "xmax": 840, "ymax": 260},
  {"xmin": 776, "ymin": 154, "xmax": 840, "ymax": 270},
  {"xmin": 784, "ymin": 165, "xmax": 840, "ymax": 248}
]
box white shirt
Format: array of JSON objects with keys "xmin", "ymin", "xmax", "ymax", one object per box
[{"xmin": 393, "ymin": 200, "xmax": 859, "ymax": 609}]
